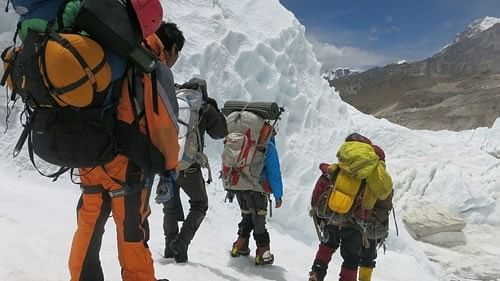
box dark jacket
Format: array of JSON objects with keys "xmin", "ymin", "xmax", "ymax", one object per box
[
  {"xmin": 311, "ymin": 163, "xmax": 331, "ymax": 206},
  {"xmin": 197, "ymin": 102, "xmax": 228, "ymax": 149}
]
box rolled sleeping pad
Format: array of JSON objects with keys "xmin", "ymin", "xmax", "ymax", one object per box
[{"xmin": 222, "ymin": 101, "xmax": 282, "ymax": 120}]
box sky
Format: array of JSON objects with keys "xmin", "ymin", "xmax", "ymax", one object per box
[{"xmin": 279, "ymin": 0, "xmax": 500, "ymax": 71}]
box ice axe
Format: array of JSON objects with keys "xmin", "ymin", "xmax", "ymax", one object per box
[{"xmin": 311, "ymin": 208, "xmax": 323, "ymax": 241}]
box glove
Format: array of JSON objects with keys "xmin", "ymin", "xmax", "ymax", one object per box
[
  {"xmin": 179, "ymin": 78, "xmax": 208, "ymax": 99},
  {"xmin": 275, "ymin": 198, "xmax": 282, "ymax": 208},
  {"xmin": 154, "ymin": 170, "xmax": 177, "ymax": 204},
  {"xmin": 309, "ymin": 207, "xmax": 316, "ymax": 217},
  {"xmin": 225, "ymin": 191, "xmax": 235, "ymax": 203},
  {"xmin": 205, "ymin": 97, "xmax": 220, "ymax": 112}
]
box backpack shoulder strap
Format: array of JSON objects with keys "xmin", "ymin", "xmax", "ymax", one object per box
[
  {"xmin": 314, "ymin": 165, "xmax": 341, "ymax": 209},
  {"xmin": 151, "ymin": 70, "xmax": 159, "ymax": 114},
  {"xmin": 330, "ymin": 165, "xmax": 341, "ymax": 184}
]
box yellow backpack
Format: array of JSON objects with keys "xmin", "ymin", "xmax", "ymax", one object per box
[
  {"xmin": 336, "ymin": 141, "xmax": 379, "ymax": 179},
  {"xmin": 326, "ymin": 164, "xmax": 365, "ymax": 214},
  {"xmin": 328, "ymin": 142, "xmax": 393, "ymax": 215}
]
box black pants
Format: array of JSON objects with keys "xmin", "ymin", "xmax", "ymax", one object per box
[
  {"xmin": 235, "ymin": 191, "xmax": 270, "ymax": 246},
  {"xmin": 360, "ymin": 238, "xmax": 379, "ymax": 268},
  {"xmin": 322, "ymin": 224, "xmax": 362, "ymax": 270},
  {"xmin": 162, "ymin": 166, "xmax": 208, "ymax": 244}
]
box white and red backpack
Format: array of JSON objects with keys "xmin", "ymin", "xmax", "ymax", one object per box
[{"xmin": 221, "ymin": 111, "xmax": 274, "ymax": 193}]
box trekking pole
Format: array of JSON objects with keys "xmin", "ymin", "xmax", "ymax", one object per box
[
  {"xmin": 270, "ymin": 107, "xmax": 285, "ymax": 127},
  {"xmin": 224, "ymin": 191, "xmax": 235, "ymax": 203},
  {"xmin": 392, "ymin": 207, "xmax": 399, "ymax": 236},
  {"xmin": 268, "ymin": 197, "xmax": 273, "ymax": 217},
  {"xmin": 312, "ymin": 212, "xmax": 322, "ymax": 241}
]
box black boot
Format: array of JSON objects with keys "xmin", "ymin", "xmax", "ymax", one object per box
[
  {"xmin": 170, "ymin": 238, "xmax": 189, "ymax": 263},
  {"xmin": 164, "ymin": 238, "xmax": 174, "ymax": 259},
  {"xmin": 309, "ymin": 259, "xmax": 328, "ymax": 281}
]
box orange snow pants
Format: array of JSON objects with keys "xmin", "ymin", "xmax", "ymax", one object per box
[{"xmin": 69, "ymin": 155, "xmax": 156, "ymax": 281}]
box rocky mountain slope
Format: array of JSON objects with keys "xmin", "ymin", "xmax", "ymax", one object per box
[{"xmin": 330, "ymin": 18, "xmax": 500, "ymax": 131}]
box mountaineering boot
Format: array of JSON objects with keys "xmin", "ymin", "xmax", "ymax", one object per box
[
  {"xmin": 308, "ymin": 272, "xmax": 320, "ymax": 281},
  {"xmin": 170, "ymin": 238, "xmax": 189, "ymax": 263},
  {"xmin": 164, "ymin": 238, "xmax": 174, "ymax": 258},
  {"xmin": 358, "ymin": 266, "xmax": 373, "ymax": 281},
  {"xmin": 255, "ymin": 245, "xmax": 274, "ymax": 265},
  {"xmin": 309, "ymin": 259, "xmax": 327, "ymax": 281},
  {"xmin": 339, "ymin": 265, "xmax": 357, "ymax": 281},
  {"xmin": 231, "ymin": 237, "xmax": 250, "ymax": 257}
]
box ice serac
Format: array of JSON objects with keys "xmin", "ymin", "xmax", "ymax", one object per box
[{"xmin": 403, "ymin": 205, "xmax": 466, "ymax": 247}]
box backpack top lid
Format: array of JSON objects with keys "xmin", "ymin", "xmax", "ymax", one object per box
[
  {"xmin": 336, "ymin": 141, "xmax": 379, "ymax": 180},
  {"xmin": 130, "ymin": 0, "xmax": 163, "ymax": 38},
  {"xmin": 345, "ymin": 132, "xmax": 386, "ymax": 161}
]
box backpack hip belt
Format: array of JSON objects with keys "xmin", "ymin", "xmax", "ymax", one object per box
[{"xmin": 81, "ymin": 183, "xmax": 146, "ymax": 198}]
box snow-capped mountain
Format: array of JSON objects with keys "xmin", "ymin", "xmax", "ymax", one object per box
[
  {"xmin": 454, "ymin": 16, "xmax": 500, "ymax": 43},
  {"xmin": 1, "ymin": 1, "xmax": 499, "ymax": 281},
  {"xmin": 322, "ymin": 67, "xmax": 359, "ymax": 80},
  {"xmin": 332, "ymin": 17, "xmax": 500, "ymax": 131}
]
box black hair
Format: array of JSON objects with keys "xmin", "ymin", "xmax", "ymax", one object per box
[
  {"xmin": 345, "ymin": 132, "xmax": 372, "ymax": 145},
  {"xmin": 156, "ymin": 22, "xmax": 185, "ymax": 52}
]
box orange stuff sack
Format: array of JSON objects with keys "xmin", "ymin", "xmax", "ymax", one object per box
[{"xmin": 41, "ymin": 33, "xmax": 111, "ymax": 107}]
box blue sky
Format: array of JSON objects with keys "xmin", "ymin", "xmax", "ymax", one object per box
[{"xmin": 279, "ymin": 0, "xmax": 500, "ymax": 71}]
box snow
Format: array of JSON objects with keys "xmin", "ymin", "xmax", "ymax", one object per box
[
  {"xmin": 321, "ymin": 68, "xmax": 359, "ymax": 80},
  {"xmin": 454, "ymin": 16, "xmax": 500, "ymax": 43},
  {"xmin": 1, "ymin": 0, "xmax": 500, "ymax": 280},
  {"xmin": 474, "ymin": 16, "xmax": 500, "ymax": 33}
]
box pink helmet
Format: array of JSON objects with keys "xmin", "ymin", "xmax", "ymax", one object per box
[{"xmin": 130, "ymin": 0, "xmax": 164, "ymax": 38}]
